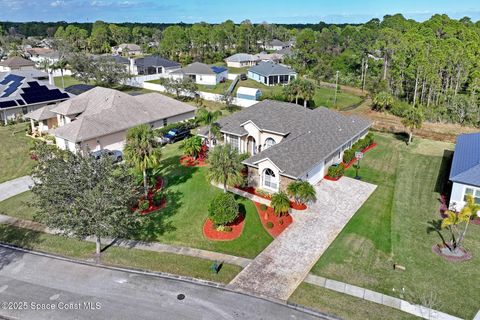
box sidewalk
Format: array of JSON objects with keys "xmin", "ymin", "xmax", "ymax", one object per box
[{"xmin": 0, "ymin": 176, "xmax": 33, "ymax": 202}]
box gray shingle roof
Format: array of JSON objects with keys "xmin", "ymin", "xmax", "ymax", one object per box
[
  {"xmin": 225, "ymin": 53, "xmax": 259, "ymax": 63},
  {"xmin": 449, "ymin": 133, "xmax": 480, "ymax": 187},
  {"xmin": 171, "ymin": 62, "xmax": 219, "ymax": 75},
  {"xmin": 24, "ymin": 104, "xmax": 58, "ymax": 121},
  {"xmin": 52, "ymin": 87, "xmax": 196, "ymax": 142},
  {"xmin": 0, "ymin": 56, "xmax": 35, "ymax": 68},
  {"xmin": 215, "ymin": 100, "xmax": 372, "ymax": 178},
  {"xmin": 134, "ymin": 55, "xmax": 180, "ymax": 69},
  {"xmin": 248, "ymin": 61, "xmax": 296, "ymax": 77}
]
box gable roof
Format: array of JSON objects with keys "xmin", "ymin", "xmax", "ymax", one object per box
[
  {"xmin": 0, "ymin": 56, "xmax": 36, "ymax": 68},
  {"xmin": 0, "ymin": 72, "xmax": 70, "ymax": 109},
  {"xmin": 449, "ymin": 133, "xmax": 480, "ymax": 187},
  {"xmin": 225, "ymin": 53, "xmax": 259, "ymax": 63},
  {"xmin": 171, "ymin": 62, "xmax": 226, "ymax": 75},
  {"xmin": 52, "ymin": 87, "xmax": 196, "ymax": 143},
  {"xmin": 268, "ymin": 39, "xmax": 287, "ymax": 47},
  {"xmin": 118, "ymin": 43, "xmax": 141, "ymax": 51},
  {"xmin": 212, "ymin": 100, "xmax": 371, "ymax": 178},
  {"xmin": 248, "ymin": 61, "xmax": 296, "ymax": 77},
  {"xmin": 134, "ymin": 56, "xmax": 180, "ymax": 69}
]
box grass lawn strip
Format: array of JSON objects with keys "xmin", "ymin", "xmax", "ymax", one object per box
[{"xmin": 0, "ymin": 123, "xmax": 34, "ymax": 184}]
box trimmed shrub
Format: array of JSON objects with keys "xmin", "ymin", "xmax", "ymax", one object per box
[
  {"xmin": 266, "ymin": 221, "xmax": 274, "ymax": 229},
  {"xmin": 343, "ymin": 148, "xmax": 355, "ymax": 163},
  {"xmin": 327, "ymin": 163, "xmax": 345, "ymax": 179},
  {"xmin": 259, "ymin": 204, "xmax": 268, "ymax": 211},
  {"xmin": 208, "ymin": 193, "xmax": 239, "ymax": 226},
  {"xmin": 138, "ymin": 199, "xmax": 150, "ymax": 211},
  {"xmin": 216, "ymin": 225, "xmax": 233, "ymax": 232}
]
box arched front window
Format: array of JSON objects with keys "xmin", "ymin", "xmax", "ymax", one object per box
[
  {"xmin": 264, "ymin": 138, "xmax": 276, "ymax": 149},
  {"xmin": 263, "ymin": 168, "xmax": 278, "ymax": 190}
]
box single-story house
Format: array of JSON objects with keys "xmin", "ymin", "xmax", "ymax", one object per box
[
  {"xmin": 1, "ymin": 71, "xmax": 70, "ymax": 125},
  {"xmin": 449, "ymin": 133, "xmax": 480, "ymax": 211},
  {"xmin": 248, "ymin": 61, "xmax": 297, "ymax": 86},
  {"xmin": 197, "ymin": 100, "xmax": 371, "ymax": 192},
  {"xmin": 131, "ymin": 56, "xmax": 181, "ymax": 75},
  {"xmin": 35, "ymin": 87, "xmax": 196, "ymax": 153},
  {"xmin": 24, "ymin": 104, "xmax": 59, "ymax": 134},
  {"xmin": 264, "ymin": 39, "xmax": 291, "ymax": 51},
  {"xmin": 112, "ymin": 43, "xmax": 142, "ymax": 56},
  {"xmin": 0, "ymin": 56, "xmax": 36, "ymax": 72},
  {"xmin": 170, "ymin": 62, "xmax": 228, "ymax": 85},
  {"xmin": 26, "ymin": 48, "xmax": 60, "ymax": 66},
  {"xmin": 225, "ymin": 53, "xmax": 260, "ymax": 68},
  {"xmin": 237, "ymin": 87, "xmax": 261, "ymax": 101}
]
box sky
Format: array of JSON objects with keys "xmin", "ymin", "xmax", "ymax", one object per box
[{"xmin": 0, "ymin": 0, "xmax": 479, "ymax": 24}]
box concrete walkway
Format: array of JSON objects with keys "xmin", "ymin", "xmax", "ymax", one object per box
[
  {"xmin": 228, "ymin": 177, "xmax": 377, "ymax": 301},
  {"xmin": 0, "ymin": 176, "xmax": 33, "ymax": 202},
  {"xmin": 213, "ymin": 183, "xmax": 271, "ymax": 206},
  {"xmin": 0, "ymin": 214, "xmax": 251, "ymax": 268}
]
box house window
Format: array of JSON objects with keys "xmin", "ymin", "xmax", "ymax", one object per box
[
  {"xmin": 229, "ymin": 135, "xmax": 239, "ymax": 151},
  {"xmin": 464, "ymin": 187, "xmax": 480, "ymax": 204},
  {"xmin": 22, "ymin": 107, "xmax": 28, "ymax": 115},
  {"xmin": 263, "ymin": 168, "xmax": 278, "ymax": 190},
  {"xmin": 264, "ymin": 138, "xmax": 276, "ymax": 149},
  {"xmin": 163, "ymin": 118, "xmax": 168, "ymax": 126}
]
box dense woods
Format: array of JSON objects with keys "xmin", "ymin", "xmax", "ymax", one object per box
[{"xmin": 2, "ymin": 14, "xmax": 480, "ymax": 126}]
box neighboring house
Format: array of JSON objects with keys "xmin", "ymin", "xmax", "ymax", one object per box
[
  {"xmin": 225, "ymin": 53, "xmax": 260, "ymax": 68},
  {"xmin": 0, "ymin": 71, "xmax": 70, "ymax": 125},
  {"xmin": 247, "ymin": 61, "xmax": 297, "ymax": 86},
  {"xmin": 0, "ymin": 56, "xmax": 36, "ymax": 72},
  {"xmin": 449, "ymin": 133, "xmax": 480, "ymax": 211},
  {"xmin": 170, "ymin": 62, "xmax": 228, "ymax": 85},
  {"xmin": 197, "ymin": 100, "xmax": 371, "ymax": 192},
  {"xmin": 37, "ymin": 87, "xmax": 196, "ymax": 153},
  {"xmin": 26, "ymin": 48, "xmax": 60, "ymax": 66},
  {"xmin": 131, "ymin": 56, "xmax": 181, "ymax": 75},
  {"xmin": 24, "ymin": 104, "xmax": 59, "ymax": 134},
  {"xmin": 264, "ymin": 39, "xmax": 290, "ymax": 51},
  {"xmin": 64, "ymin": 84, "xmax": 96, "ymax": 96},
  {"xmin": 237, "ymin": 87, "xmax": 262, "ymax": 101},
  {"xmin": 256, "ymin": 52, "xmax": 284, "ymax": 64},
  {"xmin": 112, "ymin": 43, "xmax": 142, "ymax": 56}
]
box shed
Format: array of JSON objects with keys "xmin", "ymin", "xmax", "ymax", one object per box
[{"xmin": 237, "ymin": 87, "xmax": 262, "ymax": 101}]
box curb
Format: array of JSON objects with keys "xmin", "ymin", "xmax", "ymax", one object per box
[{"xmin": 0, "ymin": 242, "xmax": 334, "ymax": 320}]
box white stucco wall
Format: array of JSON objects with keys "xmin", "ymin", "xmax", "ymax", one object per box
[
  {"xmin": 257, "ymin": 159, "xmax": 280, "ymax": 192},
  {"xmin": 1, "ymin": 102, "xmax": 50, "ymax": 125},
  {"xmin": 448, "ymin": 182, "xmax": 480, "ymax": 211}
]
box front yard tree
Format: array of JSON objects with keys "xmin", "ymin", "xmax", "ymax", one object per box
[
  {"xmin": 208, "ymin": 193, "xmax": 239, "ymax": 227},
  {"xmin": 287, "ymin": 181, "xmax": 317, "ymax": 205},
  {"xmin": 207, "ymin": 144, "xmax": 244, "ymax": 193},
  {"xmin": 441, "ymin": 194, "xmax": 479, "ymax": 255},
  {"xmin": 271, "ymin": 192, "xmax": 291, "ymax": 216},
  {"xmin": 124, "ymin": 124, "xmax": 162, "ymax": 198},
  {"xmin": 197, "ymin": 108, "xmax": 222, "ymax": 146},
  {"xmin": 181, "ymin": 136, "xmax": 202, "ymax": 159},
  {"xmin": 401, "ymin": 106, "xmax": 424, "ymax": 145},
  {"xmin": 162, "ymin": 78, "xmax": 198, "ymax": 99},
  {"xmin": 31, "ymin": 142, "xmax": 140, "ymax": 256}
]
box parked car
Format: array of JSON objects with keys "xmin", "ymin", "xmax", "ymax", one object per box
[
  {"xmin": 160, "ymin": 128, "xmax": 191, "ymax": 144},
  {"xmin": 91, "ymin": 149, "xmax": 123, "ymax": 163},
  {"xmin": 240, "ymin": 74, "xmax": 247, "ymax": 81}
]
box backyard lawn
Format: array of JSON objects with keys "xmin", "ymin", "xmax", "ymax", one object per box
[
  {"xmin": 309, "ymin": 132, "xmax": 479, "ymax": 319},
  {"xmin": 196, "ymin": 80, "xmax": 232, "ymax": 94},
  {"xmin": 0, "ymin": 123, "xmax": 34, "ymax": 183}
]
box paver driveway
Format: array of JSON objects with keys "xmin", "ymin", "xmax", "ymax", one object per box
[{"xmin": 228, "ymin": 177, "xmax": 377, "ymax": 301}]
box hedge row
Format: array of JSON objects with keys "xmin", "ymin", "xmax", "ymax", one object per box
[
  {"xmin": 327, "ymin": 163, "xmax": 345, "ymax": 179},
  {"xmin": 342, "ymin": 132, "xmax": 375, "ymax": 164},
  {"xmin": 155, "ymin": 119, "xmax": 197, "ymax": 136}
]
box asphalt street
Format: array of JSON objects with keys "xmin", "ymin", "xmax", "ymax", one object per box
[{"xmin": 0, "ymin": 245, "xmax": 328, "ymax": 320}]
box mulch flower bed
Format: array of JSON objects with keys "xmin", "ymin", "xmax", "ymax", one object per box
[
  {"xmin": 254, "ymin": 202, "xmax": 293, "ymax": 238},
  {"xmin": 431, "ymin": 244, "xmax": 473, "ymax": 262},
  {"xmin": 180, "ymin": 155, "xmax": 208, "ymax": 167},
  {"xmin": 325, "ymin": 142, "xmax": 378, "ymax": 180},
  {"xmin": 134, "ymin": 177, "xmax": 167, "ymax": 216},
  {"xmin": 203, "ymin": 214, "xmax": 245, "ymax": 241},
  {"xmin": 236, "ymin": 186, "xmax": 272, "ymax": 200},
  {"xmin": 290, "ymin": 201, "xmax": 307, "ymax": 210}
]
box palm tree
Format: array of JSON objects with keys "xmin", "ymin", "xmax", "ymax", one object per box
[
  {"xmin": 124, "ymin": 124, "xmax": 162, "ymax": 198},
  {"xmin": 287, "ymin": 181, "xmax": 317, "ymax": 204},
  {"xmin": 52, "ymin": 59, "xmax": 68, "ymax": 89},
  {"xmin": 300, "ymin": 79, "xmax": 316, "ymax": 108},
  {"xmin": 401, "ymin": 106, "xmax": 424, "ymax": 145},
  {"xmin": 270, "ymin": 192, "xmax": 290, "ymax": 216},
  {"xmin": 207, "ymin": 144, "xmax": 244, "ymax": 193},
  {"xmin": 196, "ymin": 108, "xmax": 222, "ymax": 147},
  {"xmin": 372, "ymin": 91, "xmax": 394, "ymax": 111},
  {"xmin": 181, "ymin": 136, "xmax": 202, "ymax": 159}
]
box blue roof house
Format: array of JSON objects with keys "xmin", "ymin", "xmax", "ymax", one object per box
[{"xmin": 449, "ymin": 133, "xmax": 480, "ymax": 211}]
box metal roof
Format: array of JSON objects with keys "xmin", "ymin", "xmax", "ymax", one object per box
[{"xmin": 449, "ymin": 133, "xmax": 480, "ymax": 187}]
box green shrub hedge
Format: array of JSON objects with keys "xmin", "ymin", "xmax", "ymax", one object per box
[
  {"xmin": 342, "ymin": 132, "xmax": 375, "ymax": 163},
  {"xmin": 327, "ymin": 163, "xmax": 345, "ymax": 179},
  {"xmin": 156, "ymin": 119, "xmax": 197, "ymax": 136}
]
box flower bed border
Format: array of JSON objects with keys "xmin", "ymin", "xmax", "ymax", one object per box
[
  {"xmin": 290, "ymin": 201, "xmax": 307, "ymax": 210},
  {"xmin": 431, "ymin": 244, "xmax": 472, "ymax": 262},
  {"xmin": 203, "ymin": 214, "xmax": 245, "ymax": 241},
  {"xmin": 325, "ymin": 142, "xmax": 378, "ymax": 180},
  {"xmin": 254, "ymin": 202, "xmax": 292, "ymax": 238},
  {"xmin": 180, "ymin": 155, "xmax": 208, "ymax": 167},
  {"xmin": 135, "ymin": 177, "xmax": 167, "ymax": 216}
]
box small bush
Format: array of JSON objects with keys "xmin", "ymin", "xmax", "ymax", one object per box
[
  {"xmin": 327, "ymin": 163, "xmax": 345, "ymax": 179},
  {"xmin": 138, "ymin": 199, "xmax": 150, "ymax": 211},
  {"xmin": 153, "ymin": 191, "xmax": 163, "ymax": 206},
  {"xmin": 259, "ymin": 204, "xmax": 268, "ymax": 211},
  {"xmin": 216, "ymin": 225, "xmax": 233, "ymax": 232},
  {"xmin": 208, "ymin": 193, "xmax": 239, "ymax": 226},
  {"xmin": 256, "ymin": 189, "xmax": 271, "ymax": 198},
  {"xmin": 343, "ymin": 149, "xmax": 355, "ymax": 163},
  {"xmin": 266, "ymin": 221, "xmax": 274, "ymax": 229}
]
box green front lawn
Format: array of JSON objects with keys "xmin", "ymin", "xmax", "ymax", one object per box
[
  {"xmin": 54, "ymin": 75, "xmax": 86, "ymax": 89},
  {"xmin": 0, "ymin": 191, "xmax": 36, "ymax": 220},
  {"xmin": 310, "ymin": 133, "xmax": 479, "ymax": 319},
  {"xmin": 0, "ymin": 224, "xmax": 241, "ymax": 283},
  {"xmin": 0, "ymin": 123, "xmax": 34, "ymax": 183}
]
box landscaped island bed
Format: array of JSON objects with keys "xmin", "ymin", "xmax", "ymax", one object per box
[{"xmin": 310, "ymin": 132, "xmax": 479, "ymax": 319}]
